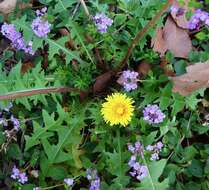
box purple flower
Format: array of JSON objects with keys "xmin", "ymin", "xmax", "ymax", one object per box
[
  {"xmin": 146, "ymin": 141, "xmax": 164, "ymax": 161},
  {"xmin": 127, "ymin": 141, "xmax": 144, "ymax": 156},
  {"xmin": 128, "ymin": 155, "xmax": 137, "ymax": 167},
  {"xmin": 93, "ymin": 13, "xmax": 113, "ymax": 33},
  {"xmin": 90, "ymin": 177, "xmax": 100, "ymax": 190},
  {"xmin": 205, "ymin": 19, "xmax": 209, "ymax": 26},
  {"xmin": 11, "ymin": 165, "xmax": 20, "ymax": 180},
  {"xmin": 10, "ymin": 115, "xmax": 20, "ymax": 131},
  {"xmin": 188, "ymin": 9, "xmax": 209, "ymax": 30},
  {"xmin": 1, "ymin": 23, "xmax": 34, "ymax": 55},
  {"xmin": 150, "ymin": 153, "xmax": 159, "ymax": 161},
  {"xmin": 1, "ymin": 23, "xmax": 21, "ymax": 42},
  {"xmin": 129, "ymin": 161, "xmax": 148, "ymax": 181},
  {"xmin": 18, "ymin": 172, "xmax": 28, "ymax": 184},
  {"xmin": 143, "ymin": 104, "xmax": 165, "ymax": 124},
  {"xmin": 36, "ymin": 7, "xmax": 47, "ymax": 17},
  {"xmin": 156, "ymin": 141, "xmax": 163, "ymax": 150},
  {"xmin": 86, "ymin": 169, "xmax": 100, "ymax": 190},
  {"xmin": 118, "ymin": 70, "xmax": 139, "ymax": 92},
  {"xmin": 128, "ymin": 144, "xmax": 135, "ymax": 154},
  {"xmin": 136, "ymin": 165, "xmax": 148, "ymax": 180},
  {"xmin": 31, "ymin": 17, "xmax": 51, "ymax": 38},
  {"xmin": 64, "ymin": 178, "xmax": 74, "ymax": 187},
  {"xmin": 11, "ymin": 165, "xmax": 28, "ymax": 184},
  {"xmin": 146, "ymin": 145, "xmax": 154, "ymax": 151}
]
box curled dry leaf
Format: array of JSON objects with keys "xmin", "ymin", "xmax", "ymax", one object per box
[
  {"xmin": 171, "ymin": 61, "xmax": 209, "ymax": 96},
  {"xmin": 170, "ymin": 0, "xmax": 189, "ymax": 29},
  {"xmin": 0, "ymin": 0, "xmax": 17, "ymax": 14},
  {"xmin": 152, "ymin": 16, "xmax": 192, "ymax": 58},
  {"xmin": 137, "ymin": 61, "xmax": 151, "ymax": 76},
  {"xmin": 93, "ymin": 71, "xmax": 114, "ymax": 93}
]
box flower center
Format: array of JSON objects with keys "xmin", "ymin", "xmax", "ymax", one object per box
[{"xmin": 116, "ymin": 107, "xmax": 124, "ymax": 115}]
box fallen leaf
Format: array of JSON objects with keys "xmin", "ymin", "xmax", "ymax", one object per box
[
  {"xmin": 151, "ymin": 28, "xmax": 167, "ymax": 57},
  {"xmin": 93, "ymin": 71, "xmax": 114, "ymax": 93},
  {"xmin": 137, "ymin": 61, "xmax": 151, "ymax": 76},
  {"xmin": 152, "ymin": 16, "xmax": 192, "ymax": 58},
  {"xmin": 170, "ymin": 0, "xmax": 189, "ymax": 29},
  {"xmin": 0, "ymin": 0, "xmax": 17, "ymax": 14},
  {"xmin": 171, "ymin": 61, "xmax": 209, "ymax": 96}
]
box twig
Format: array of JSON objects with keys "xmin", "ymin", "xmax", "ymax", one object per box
[
  {"xmin": 79, "ymin": 0, "xmax": 90, "ymax": 18},
  {"xmin": 93, "ymin": 47, "xmax": 108, "ymax": 71},
  {"xmin": 116, "ymin": 0, "xmax": 174, "ymax": 71},
  {"xmin": 0, "ymin": 87, "xmax": 82, "ymax": 100}
]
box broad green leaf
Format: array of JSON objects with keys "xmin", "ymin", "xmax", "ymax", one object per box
[{"xmin": 137, "ymin": 159, "xmax": 169, "ymax": 190}]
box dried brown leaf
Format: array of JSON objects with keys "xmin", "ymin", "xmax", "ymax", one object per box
[
  {"xmin": 0, "ymin": 0, "xmax": 17, "ymax": 14},
  {"xmin": 137, "ymin": 61, "xmax": 151, "ymax": 76},
  {"xmin": 170, "ymin": 0, "xmax": 189, "ymax": 29},
  {"xmin": 151, "ymin": 28, "xmax": 167, "ymax": 56},
  {"xmin": 152, "ymin": 16, "xmax": 192, "ymax": 58},
  {"xmin": 171, "ymin": 61, "xmax": 209, "ymax": 96},
  {"xmin": 93, "ymin": 71, "xmax": 114, "ymax": 93}
]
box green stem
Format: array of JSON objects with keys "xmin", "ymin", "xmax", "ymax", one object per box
[
  {"xmin": 116, "ymin": 129, "xmax": 122, "ymax": 179},
  {"xmin": 42, "ymin": 184, "xmax": 64, "ymax": 190}
]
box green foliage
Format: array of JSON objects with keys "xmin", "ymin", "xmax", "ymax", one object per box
[{"xmin": 0, "ymin": 0, "xmax": 209, "ymax": 190}]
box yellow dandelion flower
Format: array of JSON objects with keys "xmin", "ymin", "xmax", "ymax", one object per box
[{"xmin": 101, "ymin": 93, "xmax": 134, "ymax": 126}]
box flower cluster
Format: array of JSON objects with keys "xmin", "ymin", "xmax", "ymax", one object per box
[
  {"xmin": 32, "ymin": 8, "xmax": 51, "ymax": 38},
  {"xmin": 117, "ymin": 70, "xmax": 139, "ymax": 92},
  {"xmin": 86, "ymin": 169, "xmax": 101, "ymax": 190},
  {"xmin": 0, "ymin": 103, "xmax": 20, "ymax": 131},
  {"xmin": 127, "ymin": 142, "xmax": 148, "ymax": 181},
  {"xmin": 93, "ymin": 13, "xmax": 113, "ymax": 33},
  {"xmin": 1, "ymin": 23, "xmax": 34, "ymax": 55},
  {"xmin": 188, "ymin": 9, "xmax": 209, "ymax": 30},
  {"xmin": 64, "ymin": 178, "xmax": 74, "ymax": 187},
  {"xmin": 128, "ymin": 141, "xmax": 144, "ymax": 156},
  {"xmin": 146, "ymin": 141, "xmax": 164, "ymax": 161},
  {"xmin": 11, "ymin": 165, "xmax": 28, "ymax": 184},
  {"xmin": 143, "ymin": 104, "xmax": 165, "ymax": 124},
  {"xmin": 101, "ymin": 93, "xmax": 134, "ymax": 126}
]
